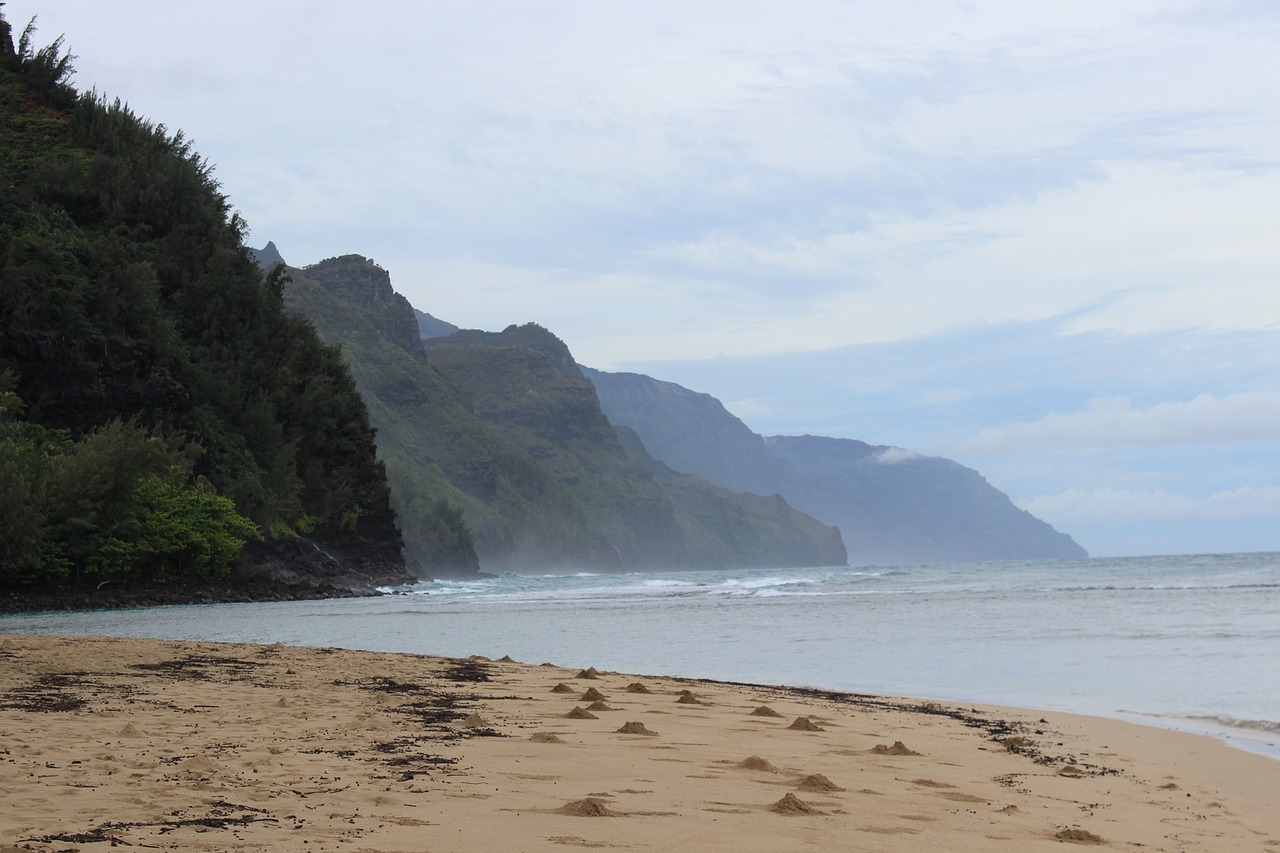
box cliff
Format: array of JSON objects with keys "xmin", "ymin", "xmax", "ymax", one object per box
[
  {"xmin": 281, "ymin": 254, "xmax": 845, "ymax": 573},
  {"xmin": 587, "ymin": 369, "xmax": 1087, "ymax": 565}
]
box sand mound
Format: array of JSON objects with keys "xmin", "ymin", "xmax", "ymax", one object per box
[
  {"xmin": 1058, "ymin": 765, "xmax": 1085, "ymax": 777},
  {"xmin": 1000, "ymin": 735, "xmax": 1035, "ymax": 751},
  {"xmin": 556, "ymin": 797, "xmax": 618, "ymax": 817},
  {"xmin": 750, "ymin": 705, "xmax": 784, "ymax": 718},
  {"xmin": 871, "ymin": 740, "xmax": 919, "ymax": 755},
  {"xmin": 795, "ymin": 773, "xmax": 844, "ymax": 792},
  {"xmin": 497, "ymin": 655, "xmax": 516, "ymax": 663},
  {"xmin": 460, "ymin": 713, "xmax": 492, "ymax": 728},
  {"xmin": 624, "ymin": 683, "xmax": 652, "ymax": 694},
  {"xmin": 116, "ymin": 723, "xmax": 145, "ymax": 738},
  {"xmin": 531, "ymin": 732, "xmax": 567, "ymax": 743},
  {"xmin": 565, "ymin": 706, "xmax": 598, "ymax": 720},
  {"xmin": 735, "ymin": 755, "xmax": 777, "ymax": 772},
  {"xmin": 581, "ymin": 687, "xmax": 607, "ymax": 701},
  {"xmin": 586, "ymin": 701, "xmax": 613, "ymax": 712},
  {"xmin": 787, "ymin": 716, "xmax": 823, "ymax": 731},
  {"xmin": 274, "ymin": 696, "xmax": 289, "ymax": 707},
  {"xmin": 616, "ymin": 721, "xmax": 657, "ymax": 736},
  {"xmin": 551, "ymin": 683, "xmax": 576, "ymax": 693},
  {"xmin": 769, "ymin": 793, "xmax": 823, "ymax": 815},
  {"xmin": 1054, "ymin": 828, "xmax": 1105, "ymax": 843},
  {"xmin": 575, "ymin": 667, "xmax": 602, "ymax": 679},
  {"xmin": 676, "ymin": 693, "xmax": 704, "ymax": 705},
  {"xmin": 177, "ymin": 755, "xmax": 222, "ymax": 775}
]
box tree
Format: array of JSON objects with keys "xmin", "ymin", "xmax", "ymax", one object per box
[
  {"xmin": 1, "ymin": 12, "xmax": 76, "ymax": 105},
  {"xmin": 91, "ymin": 476, "xmax": 261, "ymax": 582}
]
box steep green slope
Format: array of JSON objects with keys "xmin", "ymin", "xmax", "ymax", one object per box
[
  {"xmin": 281, "ymin": 254, "xmax": 845, "ymax": 573},
  {"xmin": 424, "ymin": 323, "xmax": 847, "ymax": 570},
  {"xmin": 588, "ymin": 368, "xmax": 1087, "ymax": 565},
  {"xmin": 0, "ymin": 15, "xmax": 410, "ymax": 592}
]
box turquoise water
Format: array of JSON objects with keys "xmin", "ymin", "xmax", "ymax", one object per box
[{"xmin": 3, "ymin": 552, "xmax": 1277, "ymax": 757}]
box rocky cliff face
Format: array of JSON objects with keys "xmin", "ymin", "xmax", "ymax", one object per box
[
  {"xmin": 587, "ymin": 368, "xmax": 1087, "ymax": 565},
  {"xmin": 281, "ymin": 253, "xmax": 844, "ymax": 574},
  {"xmin": 300, "ymin": 255, "xmax": 425, "ymax": 355},
  {"xmin": 238, "ymin": 516, "xmax": 412, "ymax": 593},
  {"xmin": 415, "ymin": 309, "xmax": 459, "ymax": 340},
  {"xmin": 581, "ymin": 368, "xmax": 787, "ymax": 495},
  {"xmin": 765, "ymin": 435, "xmax": 1087, "ymax": 564},
  {"xmin": 419, "ymin": 323, "xmax": 847, "ymax": 571}
]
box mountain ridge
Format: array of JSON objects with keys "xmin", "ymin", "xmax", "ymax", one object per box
[
  {"xmin": 275, "ymin": 252, "xmax": 846, "ymax": 575},
  {"xmin": 586, "ymin": 368, "xmax": 1087, "ymax": 564}
]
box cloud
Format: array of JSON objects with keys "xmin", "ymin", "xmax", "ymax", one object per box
[
  {"xmin": 962, "ymin": 391, "xmax": 1280, "ymax": 455},
  {"xmin": 872, "ymin": 447, "xmax": 925, "ymax": 464},
  {"xmin": 1020, "ymin": 485, "xmax": 1280, "ymax": 525}
]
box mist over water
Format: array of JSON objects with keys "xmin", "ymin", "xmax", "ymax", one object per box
[{"xmin": 4, "ymin": 552, "xmax": 1277, "ymax": 758}]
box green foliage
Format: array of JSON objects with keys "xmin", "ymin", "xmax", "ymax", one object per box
[
  {"xmin": 0, "ymin": 414, "xmax": 253, "ymax": 587},
  {"xmin": 0, "ymin": 387, "xmax": 261, "ymax": 587},
  {"xmin": 90, "ymin": 476, "xmax": 261, "ymax": 582},
  {"xmin": 0, "ymin": 424, "xmax": 52, "ymax": 583},
  {"xmin": 43, "ymin": 418, "xmax": 183, "ymax": 573},
  {"xmin": 0, "ymin": 13, "xmax": 76, "ymax": 107},
  {"xmin": 0, "ymin": 11, "xmax": 402, "ymax": 588}
]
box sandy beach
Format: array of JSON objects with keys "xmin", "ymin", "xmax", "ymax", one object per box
[{"xmin": 1, "ymin": 634, "xmax": 1276, "ymax": 852}]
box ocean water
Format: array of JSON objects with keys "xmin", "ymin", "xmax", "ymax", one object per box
[{"xmin": 3, "ymin": 552, "xmax": 1277, "ymax": 759}]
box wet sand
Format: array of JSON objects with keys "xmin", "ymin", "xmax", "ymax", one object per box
[{"xmin": 2, "ymin": 634, "xmax": 1277, "ymax": 851}]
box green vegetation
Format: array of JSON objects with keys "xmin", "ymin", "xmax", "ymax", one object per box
[
  {"xmin": 282, "ymin": 255, "xmax": 844, "ymax": 573},
  {"xmin": 0, "ymin": 373, "xmax": 261, "ymax": 586},
  {"xmin": 0, "ymin": 12, "xmax": 406, "ymax": 589}
]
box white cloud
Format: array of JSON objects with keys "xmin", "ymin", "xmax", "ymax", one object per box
[
  {"xmin": 962, "ymin": 391, "xmax": 1280, "ymax": 454},
  {"xmin": 872, "ymin": 447, "xmax": 925, "ymax": 464},
  {"xmin": 1020, "ymin": 485, "xmax": 1280, "ymax": 524}
]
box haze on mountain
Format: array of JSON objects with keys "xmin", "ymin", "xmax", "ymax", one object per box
[
  {"xmin": 585, "ymin": 369, "xmax": 1086, "ymax": 564},
  {"xmin": 265, "ymin": 250, "xmax": 845, "ymax": 576},
  {"xmin": 261, "ymin": 243, "xmax": 1082, "ymax": 571}
]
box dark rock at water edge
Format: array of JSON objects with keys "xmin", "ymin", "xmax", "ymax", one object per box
[{"xmin": 0, "ymin": 576, "xmax": 377, "ymax": 615}]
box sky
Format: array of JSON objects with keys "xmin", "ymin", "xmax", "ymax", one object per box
[{"xmin": 8, "ymin": 1, "xmax": 1278, "ymax": 558}]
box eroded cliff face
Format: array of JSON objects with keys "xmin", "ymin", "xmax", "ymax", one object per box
[
  {"xmin": 282, "ymin": 253, "xmax": 844, "ymax": 574},
  {"xmin": 765, "ymin": 435, "xmax": 1087, "ymax": 564},
  {"xmin": 298, "ymin": 255, "xmax": 425, "ymax": 356},
  {"xmin": 588, "ymin": 368, "xmax": 1087, "ymax": 565},
  {"xmin": 238, "ymin": 513, "xmax": 414, "ymax": 592},
  {"xmin": 421, "ymin": 323, "xmax": 846, "ymax": 571},
  {"xmin": 424, "ymin": 327, "xmax": 622, "ymax": 462}
]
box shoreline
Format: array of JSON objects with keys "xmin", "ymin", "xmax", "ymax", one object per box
[
  {"xmin": 5, "ymin": 593, "xmax": 1276, "ymax": 766},
  {"xmin": 3, "ymin": 634, "xmax": 1277, "ymax": 851},
  {"xmin": 5, "ymin": 599, "xmax": 1277, "ymax": 765},
  {"xmin": 0, "ymin": 579, "xmax": 386, "ymax": 615}
]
